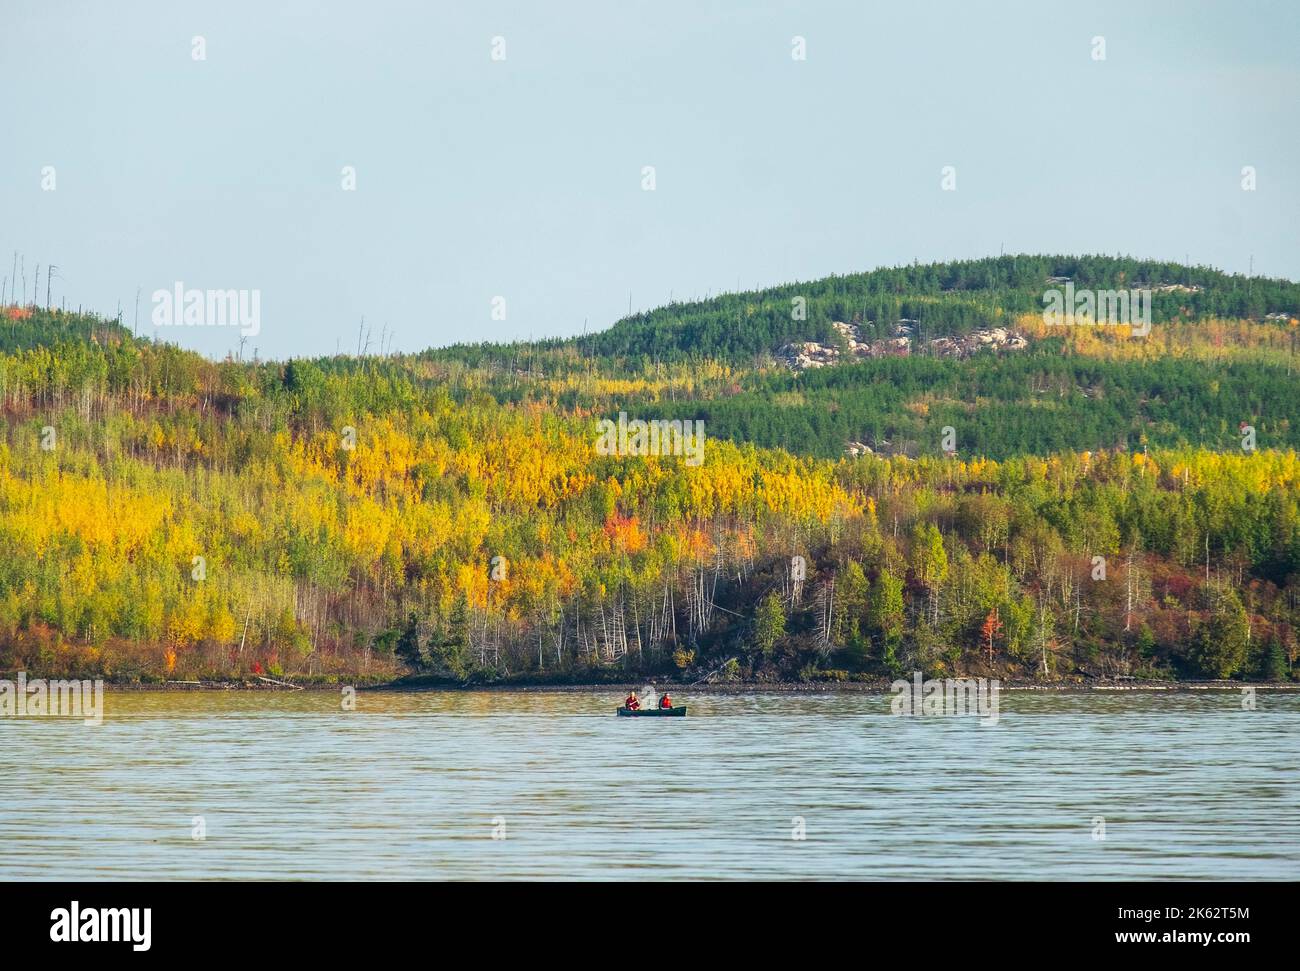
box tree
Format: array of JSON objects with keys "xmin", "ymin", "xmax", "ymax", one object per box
[
  {"xmin": 869, "ymin": 569, "xmax": 905, "ymax": 644},
  {"xmin": 836, "ymin": 559, "xmax": 869, "ymax": 648},
  {"xmin": 754, "ymin": 592, "xmax": 786, "ymax": 658},
  {"xmin": 1256, "ymin": 637, "xmax": 1288, "ymax": 682},
  {"xmin": 1189, "ymin": 589, "xmax": 1249, "ymax": 679},
  {"xmin": 394, "ymin": 612, "xmax": 424, "ymax": 670},
  {"xmin": 428, "ymin": 595, "xmax": 471, "ymax": 680},
  {"xmin": 911, "ymin": 523, "xmax": 949, "ymax": 626},
  {"xmin": 1033, "ymin": 601, "xmax": 1056, "ymax": 678},
  {"xmin": 980, "ymin": 608, "xmax": 1004, "ymax": 665}
]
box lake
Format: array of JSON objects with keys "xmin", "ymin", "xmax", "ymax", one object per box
[{"xmin": 3, "ymin": 689, "xmax": 1297, "ymax": 880}]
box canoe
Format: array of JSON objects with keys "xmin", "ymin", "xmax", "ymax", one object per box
[{"xmin": 617, "ymin": 706, "xmax": 686, "ymax": 717}]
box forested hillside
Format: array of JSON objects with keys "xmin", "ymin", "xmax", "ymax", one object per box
[
  {"xmin": 1, "ymin": 304, "xmax": 131, "ymax": 354},
  {"xmin": 438, "ymin": 255, "xmax": 1300, "ymax": 364},
  {"xmin": 1, "ymin": 256, "xmax": 1298, "ymax": 685},
  {"xmin": 432, "ymin": 255, "xmax": 1300, "ymax": 459}
]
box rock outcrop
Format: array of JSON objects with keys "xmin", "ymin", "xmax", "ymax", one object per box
[{"xmin": 777, "ymin": 321, "xmax": 1027, "ymax": 372}]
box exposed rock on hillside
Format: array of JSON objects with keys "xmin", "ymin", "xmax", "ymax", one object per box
[{"xmin": 777, "ymin": 321, "xmax": 1027, "ymax": 371}]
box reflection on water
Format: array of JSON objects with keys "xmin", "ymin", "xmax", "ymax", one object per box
[{"xmin": 2, "ymin": 689, "xmax": 1297, "ymax": 880}]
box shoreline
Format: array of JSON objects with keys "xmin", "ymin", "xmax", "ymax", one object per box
[{"xmin": 85, "ymin": 678, "xmax": 1300, "ymax": 694}]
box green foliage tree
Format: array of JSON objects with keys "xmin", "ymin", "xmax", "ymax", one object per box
[
  {"xmin": 394, "ymin": 612, "xmax": 424, "ymax": 671},
  {"xmin": 868, "ymin": 568, "xmax": 905, "ymax": 667},
  {"xmin": 836, "ymin": 559, "xmax": 868, "ymax": 646},
  {"xmin": 1189, "ymin": 588, "xmax": 1250, "ymax": 679},
  {"xmin": 428, "ymin": 595, "xmax": 471, "ymax": 679},
  {"xmin": 910, "ymin": 524, "xmax": 948, "ymax": 625},
  {"xmin": 754, "ymin": 592, "xmax": 786, "ymax": 658},
  {"xmin": 1255, "ymin": 637, "xmax": 1288, "ymax": 682}
]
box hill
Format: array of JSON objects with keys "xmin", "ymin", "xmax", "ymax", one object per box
[
  {"xmin": 437, "ymin": 254, "xmax": 1300, "ymax": 364},
  {"xmin": 0, "ymin": 255, "xmax": 1297, "ymax": 686}
]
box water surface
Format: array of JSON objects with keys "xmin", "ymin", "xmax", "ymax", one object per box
[{"xmin": 3, "ymin": 689, "xmax": 1297, "ymax": 879}]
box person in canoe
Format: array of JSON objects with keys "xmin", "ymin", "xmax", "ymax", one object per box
[
  {"xmin": 658, "ymin": 691, "xmax": 673, "ymax": 710},
  {"xmin": 624, "ymin": 690, "xmax": 641, "ymax": 711}
]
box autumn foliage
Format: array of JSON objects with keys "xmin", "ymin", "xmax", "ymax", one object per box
[{"xmin": 0, "ymin": 290, "xmax": 1297, "ymax": 684}]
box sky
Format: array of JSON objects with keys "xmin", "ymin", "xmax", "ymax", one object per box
[{"xmin": 2, "ymin": 0, "xmax": 1298, "ymax": 360}]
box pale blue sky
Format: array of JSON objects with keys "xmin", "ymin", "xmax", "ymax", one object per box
[{"xmin": 3, "ymin": 0, "xmax": 1297, "ymax": 359}]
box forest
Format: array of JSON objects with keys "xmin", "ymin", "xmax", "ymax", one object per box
[
  {"xmin": 436, "ymin": 254, "xmax": 1300, "ymax": 364},
  {"xmin": 0, "ymin": 255, "xmax": 1297, "ymax": 685}
]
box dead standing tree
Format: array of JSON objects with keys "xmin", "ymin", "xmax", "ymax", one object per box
[{"xmin": 813, "ymin": 573, "xmax": 836, "ymax": 655}]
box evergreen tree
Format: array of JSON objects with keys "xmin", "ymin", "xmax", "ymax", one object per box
[
  {"xmin": 394, "ymin": 612, "xmax": 424, "ymax": 671},
  {"xmin": 1256, "ymin": 638, "xmax": 1288, "ymax": 682},
  {"xmin": 1189, "ymin": 589, "xmax": 1249, "ymax": 679}
]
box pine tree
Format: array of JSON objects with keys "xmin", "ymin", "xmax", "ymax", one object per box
[{"xmin": 394, "ymin": 612, "xmax": 424, "ymax": 670}]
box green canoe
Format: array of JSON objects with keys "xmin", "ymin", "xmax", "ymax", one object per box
[{"xmin": 617, "ymin": 706, "xmax": 686, "ymax": 717}]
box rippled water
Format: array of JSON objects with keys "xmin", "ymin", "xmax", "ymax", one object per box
[{"xmin": 2, "ymin": 689, "xmax": 1297, "ymax": 880}]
